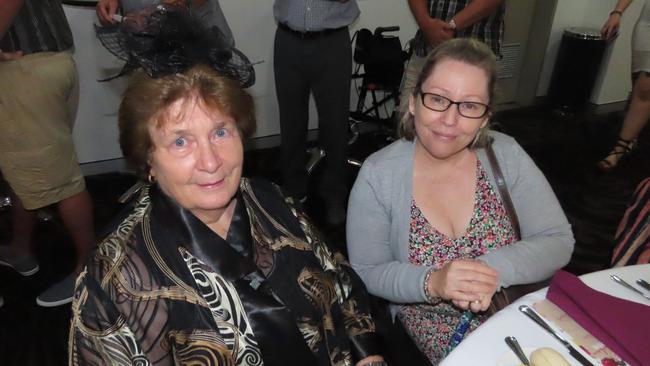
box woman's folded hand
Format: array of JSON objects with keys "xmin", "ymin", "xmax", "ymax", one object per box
[{"xmin": 428, "ymin": 259, "xmax": 499, "ymax": 310}]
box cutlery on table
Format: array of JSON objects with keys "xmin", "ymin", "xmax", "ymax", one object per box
[
  {"xmin": 505, "ymin": 336, "xmax": 531, "ymax": 366},
  {"xmin": 610, "ymin": 274, "xmax": 650, "ymax": 300},
  {"xmin": 519, "ymin": 305, "xmax": 595, "ymax": 366},
  {"xmin": 636, "ymin": 278, "xmax": 650, "ymax": 293}
]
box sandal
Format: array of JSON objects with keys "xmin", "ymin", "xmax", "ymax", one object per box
[{"xmin": 597, "ymin": 138, "xmax": 636, "ymax": 172}]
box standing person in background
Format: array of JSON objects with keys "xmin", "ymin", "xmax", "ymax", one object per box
[
  {"xmin": 598, "ymin": 0, "xmax": 650, "ymax": 171},
  {"xmin": 398, "ymin": 0, "xmax": 505, "ymax": 117},
  {"xmin": 96, "ymin": 0, "xmax": 234, "ymax": 46},
  {"xmin": 0, "ymin": 0, "xmax": 95, "ymax": 307},
  {"xmin": 273, "ymin": 0, "xmax": 358, "ymax": 227}
]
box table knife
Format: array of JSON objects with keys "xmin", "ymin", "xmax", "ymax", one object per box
[
  {"xmin": 636, "ymin": 278, "xmax": 650, "ymax": 293},
  {"xmin": 610, "ymin": 275, "xmax": 650, "ymax": 300},
  {"xmin": 519, "ymin": 305, "xmax": 595, "ymax": 366}
]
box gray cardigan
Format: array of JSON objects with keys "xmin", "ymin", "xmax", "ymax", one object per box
[{"xmin": 346, "ymin": 131, "xmax": 575, "ymax": 304}]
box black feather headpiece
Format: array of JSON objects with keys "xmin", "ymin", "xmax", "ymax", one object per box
[{"xmin": 95, "ymin": 4, "xmax": 255, "ymax": 87}]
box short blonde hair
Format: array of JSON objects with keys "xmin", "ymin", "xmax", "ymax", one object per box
[{"xmin": 398, "ymin": 38, "xmax": 497, "ymax": 148}]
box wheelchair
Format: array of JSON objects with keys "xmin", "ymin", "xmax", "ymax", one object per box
[{"xmin": 349, "ymin": 26, "xmax": 409, "ymax": 140}]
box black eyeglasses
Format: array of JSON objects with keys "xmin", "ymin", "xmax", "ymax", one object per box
[{"xmin": 419, "ymin": 92, "xmax": 489, "ymax": 119}]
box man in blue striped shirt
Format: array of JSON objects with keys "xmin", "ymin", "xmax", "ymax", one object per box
[
  {"xmin": 0, "ymin": 0, "xmax": 95, "ymax": 308},
  {"xmin": 273, "ymin": 0, "xmax": 358, "ymax": 226}
]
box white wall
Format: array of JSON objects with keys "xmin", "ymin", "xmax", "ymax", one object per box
[
  {"xmin": 63, "ymin": 0, "xmax": 647, "ymax": 164},
  {"xmin": 537, "ymin": 0, "xmax": 643, "ymax": 104},
  {"xmin": 591, "ymin": 0, "xmax": 644, "ymax": 104},
  {"xmin": 65, "ymin": 1, "xmax": 417, "ymax": 164},
  {"xmin": 65, "ymin": 5, "xmax": 127, "ymax": 164}
]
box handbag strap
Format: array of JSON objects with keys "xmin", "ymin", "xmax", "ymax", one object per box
[{"xmin": 485, "ymin": 141, "xmax": 521, "ymax": 240}]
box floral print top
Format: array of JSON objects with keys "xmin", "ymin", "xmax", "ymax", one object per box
[{"xmin": 398, "ymin": 159, "xmax": 517, "ymax": 364}]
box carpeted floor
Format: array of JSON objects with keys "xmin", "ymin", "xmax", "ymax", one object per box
[
  {"xmin": 0, "ymin": 104, "xmax": 648, "ymax": 365},
  {"xmin": 493, "ymin": 106, "xmax": 649, "ymax": 274}
]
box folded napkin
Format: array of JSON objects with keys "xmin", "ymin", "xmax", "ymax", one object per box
[{"xmin": 546, "ymin": 270, "xmax": 650, "ymax": 366}]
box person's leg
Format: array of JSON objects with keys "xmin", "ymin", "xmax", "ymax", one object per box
[
  {"xmin": 620, "ymin": 72, "xmax": 650, "ymax": 140},
  {"xmin": 599, "ymin": 72, "xmax": 650, "ymax": 169},
  {"xmin": 35, "ymin": 182, "xmax": 93, "ymax": 307},
  {"xmin": 274, "ymin": 27, "xmax": 311, "ymax": 199},
  {"xmin": 311, "ymin": 29, "xmax": 352, "ymax": 196},
  {"xmin": 2, "ymin": 51, "xmax": 95, "ymax": 306},
  {"xmin": 0, "ymin": 190, "xmax": 40, "ymax": 276},
  {"xmin": 0, "ymin": 54, "xmax": 42, "ymax": 276},
  {"xmin": 310, "ymin": 29, "xmax": 353, "ymax": 225},
  {"xmin": 57, "ymin": 190, "xmax": 94, "ymax": 272},
  {"xmin": 35, "ymin": 53, "xmax": 96, "ymax": 307},
  {"xmin": 9, "ymin": 191, "xmax": 36, "ymax": 256},
  {"xmin": 35, "ymin": 189, "xmax": 93, "ymax": 307}
]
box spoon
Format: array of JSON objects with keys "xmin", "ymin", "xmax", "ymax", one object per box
[
  {"xmin": 636, "ymin": 278, "xmax": 650, "ymax": 292},
  {"xmin": 505, "ymin": 336, "xmax": 531, "ymax": 366}
]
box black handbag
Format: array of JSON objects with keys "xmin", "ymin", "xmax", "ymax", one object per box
[{"xmin": 484, "ymin": 141, "xmax": 550, "ymax": 315}]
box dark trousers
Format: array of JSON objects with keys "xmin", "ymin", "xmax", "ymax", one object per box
[{"xmin": 273, "ymin": 26, "xmax": 352, "ymax": 200}]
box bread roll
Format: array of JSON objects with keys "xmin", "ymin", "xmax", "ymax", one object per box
[{"xmin": 530, "ymin": 347, "xmax": 571, "ymax": 366}]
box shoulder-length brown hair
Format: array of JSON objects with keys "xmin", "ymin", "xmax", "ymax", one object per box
[
  {"xmin": 398, "ymin": 38, "xmax": 497, "ymax": 148},
  {"xmin": 119, "ymin": 64, "xmax": 256, "ymax": 180}
]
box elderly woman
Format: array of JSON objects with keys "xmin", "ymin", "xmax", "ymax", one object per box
[
  {"xmin": 346, "ymin": 38, "xmax": 574, "ymax": 364},
  {"xmin": 69, "ymin": 10, "xmax": 384, "ymax": 364}
]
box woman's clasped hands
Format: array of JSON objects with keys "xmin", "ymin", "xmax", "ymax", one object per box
[{"xmin": 427, "ymin": 259, "xmax": 499, "ymax": 313}]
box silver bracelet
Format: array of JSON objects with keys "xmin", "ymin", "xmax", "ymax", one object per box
[{"xmin": 423, "ymin": 268, "xmax": 439, "ymax": 303}]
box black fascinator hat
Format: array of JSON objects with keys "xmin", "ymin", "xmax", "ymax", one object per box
[{"xmin": 95, "ymin": 4, "xmax": 255, "ymax": 87}]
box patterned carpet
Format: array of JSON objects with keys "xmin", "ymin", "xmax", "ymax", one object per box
[
  {"xmin": 494, "ymin": 106, "xmax": 649, "ymax": 274},
  {"xmin": 0, "ymin": 104, "xmax": 647, "ymax": 365}
]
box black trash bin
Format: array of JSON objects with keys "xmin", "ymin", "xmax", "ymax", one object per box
[{"xmin": 547, "ymin": 27, "xmax": 607, "ymax": 112}]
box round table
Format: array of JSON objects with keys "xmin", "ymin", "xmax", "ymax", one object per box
[{"xmin": 440, "ymin": 264, "xmax": 650, "ymax": 365}]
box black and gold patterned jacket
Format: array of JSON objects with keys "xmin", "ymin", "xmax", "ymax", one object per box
[{"xmin": 69, "ymin": 178, "xmax": 380, "ymax": 366}]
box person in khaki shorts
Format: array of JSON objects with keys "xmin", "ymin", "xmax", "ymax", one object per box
[{"xmin": 0, "ymin": 0, "xmax": 95, "ymax": 307}]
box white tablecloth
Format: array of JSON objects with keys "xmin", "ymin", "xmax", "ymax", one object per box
[{"xmin": 440, "ymin": 264, "xmax": 650, "ymax": 365}]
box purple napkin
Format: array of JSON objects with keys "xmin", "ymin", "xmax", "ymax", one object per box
[{"xmin": 546, "ymin": 270, "xmax": 650, "ymax": 366}]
